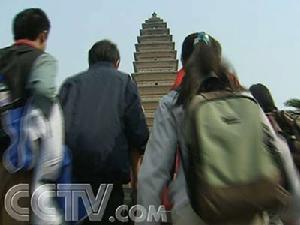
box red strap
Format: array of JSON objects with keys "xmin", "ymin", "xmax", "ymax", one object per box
[{"xmin": 171, "ymin": 68, "xmax": 185, "ymax": 90}]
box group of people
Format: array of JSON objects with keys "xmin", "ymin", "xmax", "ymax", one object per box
[{"xmin": 0, "ymin": 7, "xmax": 299, "ymax": 225}]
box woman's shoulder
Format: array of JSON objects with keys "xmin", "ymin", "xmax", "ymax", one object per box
[{"xmin": 159, "ymin": 90, "xmax": 179, "ymax": 110}]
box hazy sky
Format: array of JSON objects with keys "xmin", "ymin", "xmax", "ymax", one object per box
[{"xmin": 1, "ymin": 0, "xmax": 299, "ymax": 107}]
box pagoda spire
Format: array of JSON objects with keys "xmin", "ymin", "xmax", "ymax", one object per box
[{"xmin": 133, "ymin": 15, "xmax": 178, "ymax": 127}]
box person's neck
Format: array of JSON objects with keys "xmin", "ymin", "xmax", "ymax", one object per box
[{"xmin": 15, "ymin": 39, "xmax": 41, "ymax": 50}]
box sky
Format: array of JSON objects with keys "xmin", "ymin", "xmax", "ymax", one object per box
[{"xmin": 1, "ymin": 0, "xmax": 300, "ymax": 108}]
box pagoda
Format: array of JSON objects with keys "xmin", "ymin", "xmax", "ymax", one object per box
[{"xmin": 133, "ymin": 13, "xmax": 178, "ymax": 127}]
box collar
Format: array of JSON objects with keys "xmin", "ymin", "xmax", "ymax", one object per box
[
  {"xmin": 14, "ymin": 39, "xmax": 37, "ymax": 49},
  {"xmin": 89, "ymin": 61, "xmax": 115, "ymax": 69}
]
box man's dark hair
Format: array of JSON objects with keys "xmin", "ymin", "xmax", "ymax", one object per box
[
  {"xmin": 89, "ymin": 40, "xmax": 120, "ymax": 66},
  {"xmin": 13, "ymin": 8, "xmax": 50, "ymax": 41},
  {"xmin": 249, "ymin": 83, "xmax": 277, "ymax": 113}
]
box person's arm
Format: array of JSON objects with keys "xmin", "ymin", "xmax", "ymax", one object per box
[
  {"xmin": 129, "ymin": 147, "xmax": 142, "ymax": 206},
  {"xmin": 130, "ymin": 147, "xmax": 142, "ymax": 190},
  {"xmin": 29, "ymin": 53, "xmax": 57, "ymax": 100},
  {"xmin": 124, "ymin": 78, "xmax": 148, "ymax": 207},
  {"xmin": 31, "ymin": 103, "xmax": 64, "ymax": 225},
  {"xmin": 28, "ymin": 53, "xmax": 57, "ymax": 118},
  {"xmin": 137, "ymin": 94, "xmax": 178, "ymax": 225},
  {"xmin": 28, "ymin": 53, "xmax": 63, "ymax": 224},
  {"xmin": 124, "ymin": 78, "xmax": 149, "ymax": 154}
]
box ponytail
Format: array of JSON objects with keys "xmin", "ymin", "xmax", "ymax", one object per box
[{"xmin": 176, "ymin": 36, "xmax": 244, "ymax": 107}]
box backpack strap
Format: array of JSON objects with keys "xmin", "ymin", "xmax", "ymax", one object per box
[
  {"xmin": 192, "ymin": 91, "xmax": 257, "ymax": 107},
  {"xmin": 199, "ymin": 90, "xmax": 234, "ymax": 100}
]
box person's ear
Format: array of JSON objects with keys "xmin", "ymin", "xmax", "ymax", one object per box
[
  {"xmin": 114, "ymin": 59, "xmax": 120, "ymax": 69},
  {"xmin": 37, "ymin": 31, "xmax": 48, "ymax": 50}
]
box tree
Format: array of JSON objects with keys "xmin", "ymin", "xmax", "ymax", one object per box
[{"xmin": 285, "ymin": 98, "xmax": 300, "ymax": 109}]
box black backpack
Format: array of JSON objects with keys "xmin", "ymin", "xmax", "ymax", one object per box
[{"xmin": 0, "ymin": 45, "xmax": 42, "ymax": 152}]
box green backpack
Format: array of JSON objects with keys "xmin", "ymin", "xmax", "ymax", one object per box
[{"xmin": 184, "ymin": 91, "xmax": 291, "ymax": 224}]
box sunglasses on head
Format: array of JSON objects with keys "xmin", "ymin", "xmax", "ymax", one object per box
[{"xmin": 193, "ymin": 32, "xmax": 210, "ymax": 46}]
